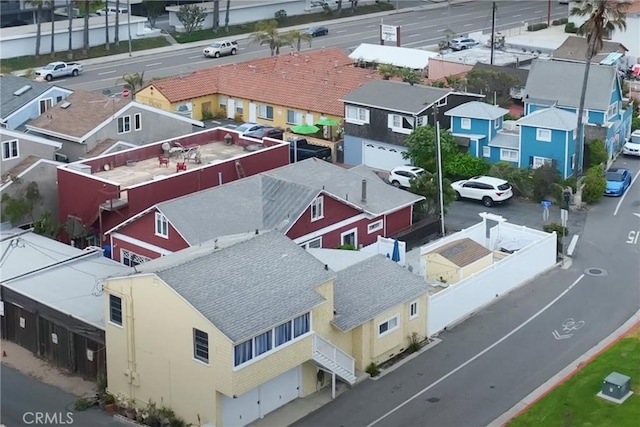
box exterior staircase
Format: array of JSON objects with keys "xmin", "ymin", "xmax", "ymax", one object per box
[{"xmin": 312, "ymin": 334, "xmax": 357, "ymax": 385}]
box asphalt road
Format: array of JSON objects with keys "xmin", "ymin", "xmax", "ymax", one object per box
[
  {"xmin": 59, "ymin": 0, "xmax": 568, "ymax": 94},
  {"xmin": 293, "ymin": 156, "xmax": 640, "ymax": 426}
]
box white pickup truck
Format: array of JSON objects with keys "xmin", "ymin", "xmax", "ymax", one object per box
[
  {"xmin": 35, "ymin": 61, "xmax": 83, "ymax": 81},
  {"xmin": 203, "ymin": 40, "xmax": 239, "ymax": 58}
]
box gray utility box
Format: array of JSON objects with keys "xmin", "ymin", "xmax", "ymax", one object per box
[{"xmin": 602, "ymin": 372, "xmax": 631, "ymax": 399}]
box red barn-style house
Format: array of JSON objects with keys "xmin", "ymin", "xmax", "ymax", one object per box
[
  {"xmin": 104, "ymin": 158, "xmax": 424, "ymax": 265},
  {"xmin": 57, "ymin": 127, "xmax": 289, "ymax": 248}
]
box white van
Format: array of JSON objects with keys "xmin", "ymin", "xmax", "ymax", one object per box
[{"xmin": 96, "ymin": 7, "xmax": 128, "ymax": 15}]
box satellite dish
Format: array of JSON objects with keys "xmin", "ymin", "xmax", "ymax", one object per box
[
  {"xmin": 161, "ymin": 142, "xmax": 171, "ymax": 151},
  {"xmin": 103, "ymin": 164, "xmax": 110, "ymax": 171}
]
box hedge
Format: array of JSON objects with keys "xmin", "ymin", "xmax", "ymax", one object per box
[
  {"xmin": 565, "ymin": 22, "xmax": 578, "ymax": 33},
  {"xmin": 552, "ymin": 17, "xmax": 568, "ymax": 26},
  {"xmin": 527, "ymin": 23, "xmax": 549, "ymax": 32}
]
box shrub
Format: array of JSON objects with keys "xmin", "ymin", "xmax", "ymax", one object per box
[
  {"xmin": 366, "ymin": 362, "xmax": 380, "ymax": 377},
  {"xmin": 565, "ymin": 22, "xmax": 578, "ymax": 33},
  {"xmin": 543, "ymin": 223, "xmax": 569, "ymax": 254},
  {"xmin": 562, "ymin": 176, "xmax": 577, "ymax": 194},
  {"xmin": 632, "ymin": 116, "xmax": 640, "ymax": 132},
  {"xmin": 532, "ymin": 163, "xmax": 560, "ymax": 201},
  {"xmin": 582, "ymin": 165, "xmax": 606, "ymax": 204},
  {"xmin": 233, "ymin": 113, "xmax": 243, "ymax": 122},
  {"xmin": 587, "ymin": 139, "xmax": 607, "ymax": 166},
  {"xmin": 503, "ymin": 112, "xmax": 519, "ymax": 121},
  {"xmin": 489, "ymin": 161, "xmax": 532, "ymax": 198},
  {"xmin": 443, "ymin": 153, "xmax": 490, "ymax": 180},
  {"xmin": 274, "ymin": 9, "xmax": 287, "ymax": 23},
  {"xmin": 74, "ymin": 397, "xmax": 94, "ymax": 411},
  {"xmin": 201, "ymin": 110, "xmax": 214, "ymax": 121},
  {"xmin": 552, "ymin": 17, "xmax": 568, "ymax": 25},
  {"xmin": 215, "ymin": 108, "xmax": 227, "ymax": 119},
  {"xmin": 527, "ymin": 23, "xmax": 548, "ymax": 32},
  {"xmin": 335, "ymin": 244, "xmax": 357, "ymax": 250},
  {"xmin": 407, "ymin": 332, "xmax": 422, "ymax": 353}
]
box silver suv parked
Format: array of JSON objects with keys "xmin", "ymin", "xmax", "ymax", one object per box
[{"xmin": 449, "ymin": 37, "xmax": 479, "ymax": 51}]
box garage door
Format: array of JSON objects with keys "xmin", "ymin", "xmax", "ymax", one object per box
[
  {"xmin": 222, "ymin": 366, "xmax": 300, "ymax": 427},
  {"xmin": 362, "ymin": 142, "xmax": 407, "ymax": 171}
]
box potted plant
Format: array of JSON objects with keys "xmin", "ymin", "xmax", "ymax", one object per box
[{"xmin": 102, "ymin": 393, "xmax": 116, "ymax": 413}]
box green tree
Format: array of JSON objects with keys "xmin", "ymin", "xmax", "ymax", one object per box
[
  {"xmin": 250, "ymin": 20, "xmax": 287, "ymax": 56},
  {"xmin": 445, "ymin": 75, "xmax": 464, "ymax": 91},
  {"xmin": 116, "ymin": 72, "xmax": 145, "ymax": 97},
  {"xmin": 398, "ymin": 67, "xmax": 421, "ymax": 86},
  {"xmin": 212, "ymin": 0, "xmax": 220, "ymax": 31},
  {"xmin": 377, "ymin": 64, "xmax": 398, "ymax": 80},
  {"xmin": 465, "ymin": 69, "xmax": 519, "ymax": 106},
  {"xmin": 224, "ymin": 0, "xmax": 231, "ymax": 32},
  {"xmin": 408, "ymin": 171, "xmax": 456, "ymax": 217},
  {"xmin": 47, "ymin": 0, "xmax": 55, "ymax": 57},
  {"xmin": 176, "ymin": 4, "xmax": 206, "ymax": 35},
  {"xmin": 142, "ymin": 0, "xmax": 165, "ymax": 29},
  {"xmin": 403, "ymin": 125, "xmax": 458, "ymax": 173},
  {"xmin": 443, "ymin": 153, "xmax": 490, "ymax": 180},
  {"xmin": 582, "ymin": 165, "xmax": 606, "ymax": 203},
  {"xmin": 531, "ymin": 163, "xmax": 561, "ymax": 201},
  {"xmin": 104, "ymin": 0, "xmax": 110, "ymax": 51},
  {"xmin": 33, "ymin": 209, "xmax": 59, "ymax": 237},
  {"xmin": 488, "ymin": 161, "xmax": 533, "ymax": 198},
  {"xmin": 1, "ymin": 181, "xmax": 44, "ymax": 226},
  {"xmin": 570, "ymin": 0, "xmax": 630, "ymax": 176},
  {"xmin": 284, "ymin": 29, "xmax": 312, "ymax": 52},
  {"xmin": 587, "ymin": 139, "xmax": 608, "ymax": 166},
  {"xmin": 114, "ymin": 0, "xmax": 120, "ymax": 45},
  {"xmin": 631, "ymin": 116, "xmax": 640, "ymax": 132},
  {"xmin": 27, "ymin": 0, "xmax": 45, "ymax": 58}
]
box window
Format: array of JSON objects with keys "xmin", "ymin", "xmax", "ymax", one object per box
[
  {"xmin": 410, "ymin": 301, "xmax": 419, "ymax": 319},
  {"xmin": 219, "ymin": 96, "xmax": 227, "ymax": 110},
  {"xmin": 155, "ymin": 212, "xmax": 168, "ymax": 238},
  {"xmin": 388, "ymin": 114, "xmax": 414, "ymax": 134},
  {"xmin": 2, "ymin": 139, "xmax": 19, "ymax": 160},
  {"xmin": 109, "ymin": 294, "xmax": 122, "ymax": 326},
  {"xmin": 117, "ymin": 115, "xmax": 131, "ymax": 134},
  {"xmin": 460, "ymin": 117, "xmax": 471, "ymax": 130},
  {"xmin": 607, "ymin": 102, "xmax": 618, "ymax": 120},
  {"xmin": 275, "ymin": 321, "xmax": 292, "ymax": 347},
  {"xmin": 368, "ymin": 220, "xmax": 383, "ymax": 234},
  {"xmin": 56, "ymin": 96, "xmax": 63, "ymax": 103},
  {"xmin": 345, "ymin": 105, "xmax": 369, "ymax": 124},
  {"xmin": 301, "ymin": 237, "xmax": 322, "ymax": 249},
  {"xmin": 378, "ymin": 315, "xmax": 399, "ymax": 336},
  {"xmin": 311, "ymin": 196, "xmax": 324, "ymax": 221},
  {"xmin": 254, "ymin": 330, "xmax": 272, "ymax": 356},
  {"xmin": 38, "ymin": 98, "xmax": 52, "ymax": 114},
  {"xmin": 287, "ymin": 109, "xmax": 303, "ymax": 125},
  {"xmin": 436, "ymin": 97, "xmax": 447, "ymax": 107},
  {"xmin": 532, "ymin": 156, "xmax": 552, "ymax": 169},
  {"xmin": 536, "ymin": 128, "xmax": 551, "ymax": 142},
  {"xmin": 234, "ymin": 340, "xmax": 253, "ymax": 367},
  {"xmin": 134, "ymin": 113, "xmax": 141, "ymax": 131},
  {"xmin": 482, "ymin": 146, "xmax": 491, "ymax": 158},
  {"xmin": 235, "ymin": 100, "xmax": 243, "ymax": 115},
  {"xmin": 121, "ymin": 249, "xmax": 150, "ymax": 267},
  {"xmin": 500, "ymin": 148, "xmax": 518, "ymax": 162},
  {"xmin": 293, "ymin": 313, "xmax": 310, "ymax": 338},
  {"xmin": 495, "ymin": 117, "xmax": 502, "ymax": 129},
  {"xmin": 258, "ymin": 105, "xmax": 274, "ymax": 120},
  {"xmin": 341, "ymin": 229, "xmax": 357, "ymax": 247},
  {"xmin": 571, "ymin": 154, "xmax": 576, "ymax": 170},
  {"xmin": 193, "ymin": 328, "xmax": 209, "ymax": 363}
]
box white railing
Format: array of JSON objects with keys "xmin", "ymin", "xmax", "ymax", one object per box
[{"xmin": 313, "ymin": 334, "xmax": 355, "ymax": 376}]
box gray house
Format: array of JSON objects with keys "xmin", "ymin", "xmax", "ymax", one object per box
[
  {"xmin": 25, "ymin": 90, "xmax": 206, "ymax": 161},
  {"xmin": 341, "ymin": 80, "xmax": 484, "ymax": 170},
  {"xmin": 0, "ymin": 74, "xmax": 72, "ymax": 130}
]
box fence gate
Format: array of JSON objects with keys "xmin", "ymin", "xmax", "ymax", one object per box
[
  {"xmin": 2, "ymin": 302, "xmax": 37, "ymax": 354},
  {"xmin": 38, "ymin": 317, "xmax": 73, "ymax": 372}
]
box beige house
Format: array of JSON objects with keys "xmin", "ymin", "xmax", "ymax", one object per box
[
  {"xmin": 423, "ymin": 237, "xmax": 492, "ymax": 285},
  {"xmin": 104, "ymin": 232, "xmax": 429, "ymax": 427}
]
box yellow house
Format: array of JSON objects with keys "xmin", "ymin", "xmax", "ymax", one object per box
[
  {"xmin": 423, "ymin": 237, "xmax": 492, "ymax": 284},
  {"xmin": 104, "ymin": 232, "xmax": 429, "ymax": 427},
  {"xmin": 134, "ymin": 48, "xmax": 382, "ymax": 131}
]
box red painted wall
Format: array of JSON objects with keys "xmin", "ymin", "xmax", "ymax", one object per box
[
  {"xmin": 57, "ymin": 168, "xmax": 120, "ymax": 225},
  {"xmin": 113, "ymin": 210, "xmax": 190, "ymax": 255},
  {"xmin": 318, "ymin": 218, "xmax": 378, "ymax": 249},
  {"xmin": 286, "ymin": 194, "xmax": 361, "ymax": 239},
  {"xmin": 384, "ymin": 206, "xmax": 413, "ymax": 236},
  {"xmin": 111, "ymin": 236, "xmax": 164, "ymax": 263}
]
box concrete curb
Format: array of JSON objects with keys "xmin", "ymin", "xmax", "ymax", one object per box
[
  {"xmin": 488, "ymin": 310, "xmax": 640, "ymax": 427},
  {"xmin": 371, "ymin": 338, "xmax": 443, "ymax": 381},
  {"xmin": 11, "ymin": 0, "xmax": 474, "ymax": 76}
]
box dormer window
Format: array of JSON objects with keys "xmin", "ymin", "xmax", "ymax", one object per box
[
  {"xmin": 311, "ymin": 196, "xmax": 324, "ymax": 221},
  {"xmin": 155, "ymin": 212, "xmax": 169, "ymax": 238}
]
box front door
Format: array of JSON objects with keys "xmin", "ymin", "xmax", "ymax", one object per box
[
  {"xmin": 227, "ymin": 99, "xmax": 235, "ymax": 119},
  {"xmin": 306, "ymin": 113, "xmax": 314, "ymax": 125},
  {"xmin": 249, "ymin": 102, "xmax": 257, "ymax": 122}
]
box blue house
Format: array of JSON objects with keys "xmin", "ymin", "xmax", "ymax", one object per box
[
  {"xmin": 444, "ymin": 101, "xmax": 509, "ymax": 159},
  {"xmin": 523, "ymin": 60, "xmax": 632, "ymax": 162},
  {"xmin": 0, "ymin": 75, "xmax": 72, "ymax": 130}
]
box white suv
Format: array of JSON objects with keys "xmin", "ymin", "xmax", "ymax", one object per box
[
  {"xmin": 389, "ymin": 166, "xmax": 425, "ymax": 188},
  {"xmin": 623, "ymin": 130, "xmax": 640, "ymax": 157},
  {"xmin": 451, "ymin": 176, "xmax": 513, "ymax": 207}
]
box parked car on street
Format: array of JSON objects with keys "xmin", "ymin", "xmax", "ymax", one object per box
[
  {"xmin": 234, "ymin": 123, "xmax": 265, "ymax": 135},
  {"xmin": 96, "ymin": 7, "xmax": 128, "ymax": 15},
  {"xmin": 451, "ymin": 176, "xmax": 513, "ymax": 207},
  {"xmin": 623, "ymin": 130, "xmax": 640, "ymax": 157},
  {"xmin": 244, "ymin": 127, "xmax": 284, "ymax": 140},
  {"xmin": 604, "ymin": 168, "xmax": 632, "ymax": 196},
  {"xmin": 34, "ymin": 61, "xmax": 83, "ymax": 81},
  {"xmin": 449, "ymin": 37, "xmax": 479, "ymax": 50},
  {"xmin": 305, "ymin": 26, "xmax": 329, "ymax": 37},
  {"xmin": 203, "ymin": 40, "xmax": 238, "ymax": 58},
  {"xmin": 389, "ymin": 166, "xmax": 425, "ymax": 188}
]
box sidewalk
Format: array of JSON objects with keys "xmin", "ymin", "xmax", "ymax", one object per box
[{"xmin": 488, "ymin": 309, "xmax": 640, "ymax": 427}]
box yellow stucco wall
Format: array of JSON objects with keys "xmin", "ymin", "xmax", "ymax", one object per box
[
  {"xmin": 134, "ymin": 86, "xmax": 172, "ymax": 112},
  {"xmin": 460, "ymin": 255, "xmax": 493, "ymax": 279},
  {"xmin": 425, "ymin": 253, "xmax": 461, "ymax": 284}
]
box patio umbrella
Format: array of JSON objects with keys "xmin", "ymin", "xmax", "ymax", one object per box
[
  {"xmin": 315, "ymin": 118, "xmax": 340, "ymax": 126},
  {"xmin": 391, "ymin": 240, "xmax": 401, "ymax": 263},
  {"xmin": 290, "ymin": 124, "xmax": 320, "ymax": 135}
]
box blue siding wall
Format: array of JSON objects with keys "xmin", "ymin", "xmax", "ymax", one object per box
[
  {"xmin": 490, "ymin": 117, "xmax": 502, "ymax": 139},
  {"xmin": 5, "ymin": 88, "xmax": 71, "ymax": 130},
  {"xmin": 519, "ymin": 125, "xmax": 576, "ymax": 178},
  {"xmin": 526, "ymin": 103, "xmax": 607, "ymax": 125},
  {"xmin": 343, "ymin": 134, "xmax": 364, "ymax": 165},
  {"xmin": 450, "ymin": 116, "xmax": 491, "ymax": 138}
]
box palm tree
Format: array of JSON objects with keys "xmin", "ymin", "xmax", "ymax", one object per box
[
  {"xmin": 284, "ymin": 29, "xmax": 312, "ymax": 52},
  {"xmin": 82, "ymin": 0, "xmax": 90, "ymax": 55},
  {"xmin": 115, "ymin": 0, "xmax": 120, "ymax": 45},
  {"xmin": 249, "ymin": 20, "xmax": 286, "ymax": 56},
  {"xmin": 104, "ymin": 4, "xmax": 110, "ymax": 51},
  {"xmin": 224, "ymin": 0, "xmax": 231, "ymax": 32},
  {"xmin": 116, "ymin": 72, "xmax": 145, "ymax": 98},
  {"xmin": 570, "ymin": 0, "xmax": 630, "ymax": 177},
  {"xmin": 67, "ymin": 0, "xmax": 73, "ymax": 59},
  {"xmin": 213, "ymin": 0, "xmax": 220, "ymax": 31},
  {"xmin": 377, "ymin": 64, "xmax": 398, "ymax": 80},
  {"xmin": 27, "ymin": 0, "xmax": 45, "ymax": 58},
  {"xmin": 48, "ymin": 0, "xmax": 56, "ymax": 57}
]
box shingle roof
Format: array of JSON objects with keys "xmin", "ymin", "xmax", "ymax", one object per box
[
  {"xmin": 428, "ymin": 238, "xmax": 491, "ymax": 267},
  {"xmin": 523, "ymin": 60, "xmax": 616, "ymax": 111},
  {"xmin": 27, "ymin": 90, "xmax": 130, "ymax": 139},
  {"xmin": 145, "ymin": 48, "xmax": 382, "ymax": 116},
  {"xmin": 517, "ymin": 106, "xmax": 578, "ymax": 130},
  {"xmin": 151, "ymin": 232, "xmax": 334, "ymax": 343},
  {"xmin": 471, "ymin": 63, "xmax": 529, "ymax": 84},
  {"xmin": 488, "ymin": 132, "xmax": 519, "ymax": 149},
  {"xmin": 341, "ymin": 80, "xmax": 451, "ymax": 114},
  {"xmin": 0, "ymin": 74, "xmax": 53, "ymax": 119},
  {"xmin": 553, "ymin": 36, "xmax": 628, "ymax": 63},
  {"xmin": 332, "ymin": 255, "xmax": 428, "ymax": 332},
  {"xmin": 444, "ymin": 101, "xmax": 508, "ymax": 120}
]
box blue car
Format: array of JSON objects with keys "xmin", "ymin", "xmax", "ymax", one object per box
[{"xmin": 604, "ymin": 168, "xmax": 632, "ymax": 196}]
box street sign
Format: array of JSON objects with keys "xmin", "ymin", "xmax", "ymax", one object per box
[
  {"xmin": 381, "ymin": 24, "xmax": 398, "ymax": 42},
  {"xmin": 122, "ymin": 89, "xmax": 130, "ymax": 98},
  {"xmin": 561, "ymin": 209, "xmax": 568, "ymax": 228},
  {"xmin": 541, "ymin": 200, "xmax": 551, "ymax": 208},
  {"xmin": 541, "ymin": 200, "xmax": 550, "ymax": 222}
]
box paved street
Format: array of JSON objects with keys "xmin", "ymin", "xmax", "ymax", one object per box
[
  {"xmin": 0, "ymin": 365, "xmax": 120, "ymax": 426},
  {"xmin": 294, "ymin": 157, "xmax": 640, "ymax": 426},
  {"xmin": 59, "ymin": 1, "xmax": 567, "ymax": 94}
]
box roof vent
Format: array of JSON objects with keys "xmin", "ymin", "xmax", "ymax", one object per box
[
  {"xmin": 13, "ymin": 85, "xmax": 32, "ymax": 96},
  {"xmin": 281, "ymin": 71, "xmax": 286, "ymax": 79},
  {"xmin": 334, "ymin": 61, "xmax": 339, "ymax": 68},
  {"xmin": 61, "ymin": 101, "xmax": 71, "ymax": 109}
]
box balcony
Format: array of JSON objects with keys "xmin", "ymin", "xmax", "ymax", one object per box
[{"xmin": 312, "ymin": 334, "xmax": 356, "ymax": 385}]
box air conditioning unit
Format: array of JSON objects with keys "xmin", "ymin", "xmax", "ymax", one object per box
[{"xmin": 55, "ymin": 153, "xmax": 69, "ymax": 162}]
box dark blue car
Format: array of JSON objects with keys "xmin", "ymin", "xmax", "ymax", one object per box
[{"xmin": 604, "ymin": 168, "xmax": 632, "ymax": 196}]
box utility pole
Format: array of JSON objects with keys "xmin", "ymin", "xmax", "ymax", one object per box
[
  {"xmin": 490, "ymin": 2, "xmax": 497, "ymax": 65},
  {"xmin": 547, "ymin": 0, "xmax": 552, "ymax": 27},
  {"xmin": 433, "ymin": 106, "xmax": 445, "ymax": 237},
  {"xmin": 127, "ymin": 0, "xmax": 132, "ymax": 56}
]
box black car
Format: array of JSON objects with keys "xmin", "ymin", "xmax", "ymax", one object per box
[
  {"xmin": 306, "ymin": 26, "xmax": 329, "ymax": 37},
  {"xmin": 244, "ymin": 127, "xmax": 284, "ymax": 140}
]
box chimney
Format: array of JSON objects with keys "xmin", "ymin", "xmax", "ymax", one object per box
[
  {"xmin": 361, "ymin": 179, "xmax": 367, "ymax": 203},
  {"xmin": 324, "ymin": 264, "xmax": 329, "ymax": 271}
]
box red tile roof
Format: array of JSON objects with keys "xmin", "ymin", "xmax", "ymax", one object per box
[
  {"xmin": 146, "ymin": 48, "xmax": 383, "ymax": 116},
  {"xmin": 626, "ymin": 0, "xmax": 640, "ymax": 14}
]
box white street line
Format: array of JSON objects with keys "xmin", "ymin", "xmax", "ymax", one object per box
[
  {"xmin": 396, "ymin": 20, "xmax": 404, "ymax": 23},
  {"xmin": 613, "ymin": 169, "xmax": 640, "ymax": 216},
  {"xmin": 567, "ymin": 235, "xmax": 579, "ymax": 256},
  {"xmin": 464, "ymin": 23, "xmax": 473, "ymax": 27},
  {"xmin": 145, "ymin": 62, "xmax": 162, "ymax": 67},
  {"xmin": 535, "ymin": 10, "xmax": 543, "ymax": 13},
  {"xmin": 188, "ymin": 55, "xmax": 202, "ymax": 59},
  {"xmin": 55, "ymin": 79, "xmax": 67, "ymax": 83},
  {"xmin": 407, "ymin": 33, "xmax": 421, "ymax": 38},
  {"xmin": 98, "ymin": 70, "xmax": 116, "ymax": 75},
  {"xmin": 365, "ymin": 24, "xmax": 376, "ymax": 28},
  {"xmin": 513, "ymin": 14, "xmax": 522, "ymax": 18},
  {"xmin": 365, "ymin": 273, "xmax": 586, "ymax": 427},
  {"xmin": 336, "ymin": 30, "xmax": 347, "ymax": 33},
  {"xmin": 439, "ymin": 28, "xmax": 448, "ymax": 32}
]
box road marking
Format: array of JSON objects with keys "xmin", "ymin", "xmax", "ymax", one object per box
[
  {"xmin": 613, "ymin": 169, "xmax": 640, "ymax": 216},
  {"xmin": 513, "ymin": 14, "xmax": 522, "ymax": 17},
  {"xmin": 336, "ymin": 30, "xmax": 347, "ymax": 33},
  {"xmin": 464, "ymin": 23, "xmax": 473, "ymax": 27},
  {"xmin": 552, "ymin": 330, "xmax": 572, "ymax": 340},
  {"xmin": 438, "ymin": 28, "xmax": 448, "ymax": 32},
  {"xmin": 407, "ymin": 33, "xmax": 421, "ymax": 38},
  {"xmin": 567, "ymin": 235, "xmax": 579, "ymax": 256},
  {"xmin": 365, "ymin": 273, "xmax": 586, "ymax": 427},
  {"xmin": 145, "ymin": 62, "xmax": 163, "ymax": 67},
  {"xmin": 188, "ymin": 55, "xmax": 203, "ymax": 59},
  {"xmin": 396, "ymin": 20, "xmax": 404, "ymax": 23},
  {"xmin": 535, "ymin": 10, "xmax": 543, "ymax": 13},
  {"xmin": 553, "ymin": 317, "xmax": 585, "ymax": 339},
  {"xmin": 365, "ymin": 24, "xmax": 376, "ymax": 28},
  {"xmin": 98, "ymin": 70, "xmax": 116, "ymax": 75}
]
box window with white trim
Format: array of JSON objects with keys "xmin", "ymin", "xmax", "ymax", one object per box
[
  {"xmin": 235, "ymin": 100, "xmax": 243, "ymax": 115},
  {"xmin": 117, "ymin": 115, "xmax": 131, "ymax": 134},
  {"xmin": 39, "ymin": 98, "xmax": 52, "ymax": 114},
  {"xmin": 134, "ymin": 113, "xmax": 142, "ymax": 131},
  {"xmin": 494, "ymin": 117, "xmax": 502, "ymax": 129},
  {"xmin": 345, "ymin": 105, "xmax": 369, "ymax": 124},
  {"xmin": 388, "ymin": 114, "xmax": 414, "ymax": 134},
  {"xmin": 219, "ymin": 96, "xmax": 227, "ymax": 110},
  {"xmin": 482, "ymin": 146, "xmax": 491, "ymax": 158},
  {"xmin": 2, "ymin": 139, "xmax": 19, "ymax": 160},
  {"xmin": 409, "ymin": 301, "xmax": 419, "ymax": 319},
  {"xmin": 500, "ymin": 148, "xmax": 518, "ymax": 162},
  {"xmin": 536, "ymin": 128, "xmax": 551, "ymax": 142},
  {"xmin": 155, "ymin": 212, "xmax": 169, "ymax": 238},
  {"xmin": 571, "ymin": 154, "xmax": 576, "ymax": 170},
  {"xmin": 607, "ymin": 102, "xmax": 618, "ymax": 120},
  {"xmin": 532, "ymin": 156, "xmax": 552, "ymax": 169},
  {"xmin": 436, "ymin": 97, "xmax": 447, "ymax": 107},
  {"xmin": 301, "ymin": 237, "xmax": 322, "ymax": 249},
  {"xmin": 287, "ymin": 109, "xmax": 303, "ymax": 125},
  {"xmin": 460, "ymin": 117, "xmax": 471, "ymax": 130},
  {"xmin": 367, "ymin": 220, "xmax": 383, "ymax": 234},
  {"xmin": 121, "ymin": 249, "xmax": 150, "ymax": 267},
  {"xmin": 310, "ymin": 196, "xmax": 324, "ymax": 221},
  {"xmin": 378, "ymin": 315, "xmax": 399, "ymax": 336},
  {"xmin": 109, "ymin": 294, "xmax": 122, "ymax": 326},
  {"xmin": 193, "ymin": 328, "xmax": 209, "ymax": 364},
  {"xmin": 258, "ymin": 104, "xmax": 274, "ymax": 120}
]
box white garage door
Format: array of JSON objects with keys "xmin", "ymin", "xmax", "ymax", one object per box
[
  {"xmin": 222, "ymin": 366, "xmax": 301, "ymax": 427},
  {"xmin": 362, "ymin": 142, "xmax": 407, "ymax": 171}
]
